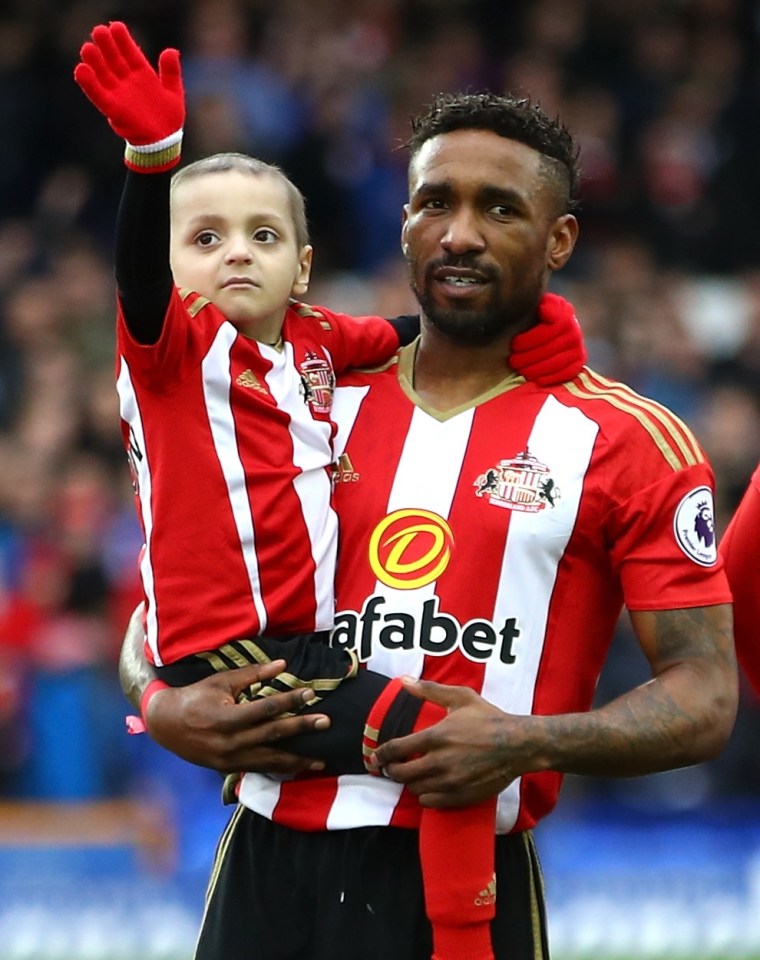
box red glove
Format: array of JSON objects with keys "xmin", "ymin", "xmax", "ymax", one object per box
[
  {"xmin": 74, "ymin": 21, "xmax": 184, "ymax": 173},
  {"xmin": 509, "ymin": 292, "xmax": 587, "ymax": 386}
]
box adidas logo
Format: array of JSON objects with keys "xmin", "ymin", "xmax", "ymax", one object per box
[
  {"xmin": 474, "ymin": 876, "xmax": 497, "ymax": 907},
  {"xmin": 236, "ymin": 369, "xmax": 268, "ymax": 393},
  {"xmin": 332, "ymin": 452, "xmax": 360, "ymax": 484}
]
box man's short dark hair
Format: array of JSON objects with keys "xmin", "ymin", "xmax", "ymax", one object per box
[{"xmin": 407, "ymin": 92, "xmax": 581, "ymax": 214}]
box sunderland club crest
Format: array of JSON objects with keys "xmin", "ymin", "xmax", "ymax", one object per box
[
  {"xmin": 299, "ymin": 351, "xmax": 335, "ymax": 414},
  {"xmin": 474, "ymin": 449, "xmax": 560, "ymax": 513}
]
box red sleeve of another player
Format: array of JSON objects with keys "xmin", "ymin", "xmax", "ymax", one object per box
[
  {"xmin": 720, "ymin": 464, "xmax": 760, "ymax": 694},
  {"xmin": 607, "ymin": 462, "xmax": 732, "ymax": 610},
  {"xmin": 325, "ymin": 310, "xmax": 400, "ymax": 374}
]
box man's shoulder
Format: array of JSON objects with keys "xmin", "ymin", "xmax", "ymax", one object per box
[
  {"xmin": 559, "ymin": 367, "xmax": 691, "ymax": 430},
  {"xmin": 559, "ymin": 367, "xmax": 706, "ymax": 473}
]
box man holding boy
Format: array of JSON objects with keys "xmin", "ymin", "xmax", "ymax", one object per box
[
  {"xmin": 76, "ymin": 21, "xmax": 587, "ymax": 960},
  {"xmin": 104, "ymin": 27, "xmax": 736, "ymax": 960}
]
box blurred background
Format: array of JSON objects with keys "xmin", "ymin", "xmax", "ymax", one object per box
[{"xmin": 2, "ymin": 0, "xmax": 760, "ymax": 956}]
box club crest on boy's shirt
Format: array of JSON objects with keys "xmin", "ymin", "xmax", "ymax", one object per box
[
  {"xmin": 299, "ymin": 351, "xmax": 335, "ymax": 414},
  {"xmin": 474, "ymin": 449, "xmax": 561, "ymax": 512}
]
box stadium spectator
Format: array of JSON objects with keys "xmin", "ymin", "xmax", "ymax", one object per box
[{"xmin": 721, "ymin": 466, "xmax": 760, "ymax": 693}]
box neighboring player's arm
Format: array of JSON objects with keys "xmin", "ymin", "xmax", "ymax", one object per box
[
  {"xmin": 720, "ymin": 464, "xmax": 760, "ymax": 693},
  {"xmin": 119, "ymin": 603, "xmax": 331, "ymax": 775},
  {"xmin": 372, "ymin": 602, "xmax": 737, "ymax": 808}
]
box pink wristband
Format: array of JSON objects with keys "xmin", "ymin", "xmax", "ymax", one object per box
[
  {"xmin": 140, "ymin": 679, "xmax": 171, "ymax": 727},
  {"xmin": 126, "ymin": 715, "xmax": 146, "ymax": 735}
]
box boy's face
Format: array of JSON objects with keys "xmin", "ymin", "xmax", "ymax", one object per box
[{"xmin": 170, "ymin": 169, "xmax": 312, "ymax": 342}]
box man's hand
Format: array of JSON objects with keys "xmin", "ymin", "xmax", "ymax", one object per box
[
  {"xmin": 371, "ymin": 679, "xmax": 528, "ymax": 808},
  {"xmin": 374, "ymin": 603, "xmax": 737, "ymax": 809},
  {"xmin": 74, "ymin": 21, "xmax": 184, "ymax": 171},
  {"xmin": 146, "ymin": 662, "xmax": 331, "ymax": 776}
]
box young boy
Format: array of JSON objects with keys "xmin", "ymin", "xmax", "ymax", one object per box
[{"xmin": 74, "ymin": 22, "xmax": 586, "ymax": 960}]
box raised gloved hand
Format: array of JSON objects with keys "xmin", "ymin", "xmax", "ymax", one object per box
[
  {"xmin": 74, "ymin": 21, "xmax": 184, "ymax": 173},
  {"xmin": 509, "ymin": 292, "xmax": 587, "ymax": 386}
]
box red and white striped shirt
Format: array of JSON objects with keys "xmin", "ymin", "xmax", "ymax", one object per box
[
  {"xmin": 117, "ymin": 287, "xmax": 399, "ymax": 666},
  {"xmin": 239, "ymin": 345, "xmax": 731, "ymax": 833}
]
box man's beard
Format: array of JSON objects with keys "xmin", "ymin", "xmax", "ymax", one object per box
[
  {"xmin": 410, "ymin": 256, "xmax": 541, "ymax": 346},
  {"xmin": 415, "ymin": 290, "xmax": 508, "ymax": 344}
]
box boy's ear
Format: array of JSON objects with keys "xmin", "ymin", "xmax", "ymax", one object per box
[{"xmin": 292, "ymin": 245, "xmax": 313, "ymax": 296}]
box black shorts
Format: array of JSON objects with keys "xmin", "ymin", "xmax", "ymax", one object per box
[{"xmin": 194, "ymin": 807, "xmax": 550, "ymax": 960}]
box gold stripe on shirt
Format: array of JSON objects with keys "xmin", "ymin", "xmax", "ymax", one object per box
[{"xmin": 563, "ymin": 369, "xmax": 703, "ymax": 471}]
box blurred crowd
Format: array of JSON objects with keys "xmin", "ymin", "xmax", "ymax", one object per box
[{"xmin": 2, "ymin": 0, "xmax": 760, "ymax": 809}]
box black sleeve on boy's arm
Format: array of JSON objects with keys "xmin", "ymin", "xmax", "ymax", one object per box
[
  {"xmin": 114, "ymin": 170, "xmax": 174, "ymax": 345},
  {"xmin": 388, "ymin": 314, "xmax": 420, "ymax": 346}
]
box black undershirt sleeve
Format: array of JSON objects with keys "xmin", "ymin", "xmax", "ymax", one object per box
[
  {"xmin": 388, "ymin": 314, "xmax": 420, "ymax": 346},
  {"xmin": 114, "ymin": 170, "xmax": 174, "ymax": 345}
]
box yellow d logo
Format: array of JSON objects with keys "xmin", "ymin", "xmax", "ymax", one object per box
[{"xmin": 368, "ymin": 509, "xmax": 454, "ymax": 589}]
